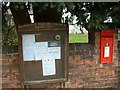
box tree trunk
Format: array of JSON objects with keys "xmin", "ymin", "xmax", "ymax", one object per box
[
  {"xmin": 10, "ymin": 2, "xmax": 31, "ymax": 26},
  {"xmin": 88, "ymin": 30, "xmax": 95, "ymax": 45}
]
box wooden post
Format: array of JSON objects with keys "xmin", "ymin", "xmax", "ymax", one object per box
[
  {"xmin": 61, "ymin": 82, "xmax": 67, "ymax": 88},
  {"xmin": 24, "ymin": 85, "xmax": 29, "ymax": 90}
]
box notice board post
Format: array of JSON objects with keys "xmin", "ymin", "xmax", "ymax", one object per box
[{"xmin": 17, "ymin": 23, "xmax": 68, "ymax": 87}]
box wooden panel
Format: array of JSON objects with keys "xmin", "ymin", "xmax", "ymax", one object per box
[{"xmin": 24, "ymin": 60, "xmax": 64, "ymax": 81}]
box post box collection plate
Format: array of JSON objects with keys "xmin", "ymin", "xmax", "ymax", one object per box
[{"xmin": 18, "ymin": 23, "xmax": 68, "ymax": 84}]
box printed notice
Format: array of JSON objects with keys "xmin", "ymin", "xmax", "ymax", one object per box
[
  {"xmin": 22, "ymin": 34, "xmax": 35, "ymax": 61},
  {"xmin": 23, "ymin": 46, "xmax": 35, "ymax": 61},
  {"xmin": 34, "ymin": 42, "xmax": 48, "ymax": 60},
  {"xmin": 104, "ymin": 46, "xmax": 110, "ymax": 58},
  {"xmin": 42, "ymin": 59, "xmax": 56, "ymax": 76},
  {"xmin": 48, "ymin": 41, "xmax": 61, "ymax": 59},
  {"xmin": 22, "ymin": 39, "xmax": 61, "ymax": 61},
  {"xmin": 48, "ymin": 47, "xmax": 61, "ymax": 59},
  {"xmin": 22, "ymin": 34, "xmax": 35, "ymax": 46}
]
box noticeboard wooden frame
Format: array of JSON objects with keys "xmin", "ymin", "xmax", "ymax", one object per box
[{"xmin": 17, "ymin": 23, "xmax": 69, "ymax": 85}]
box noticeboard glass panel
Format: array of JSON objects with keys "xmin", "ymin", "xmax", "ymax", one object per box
[{"xmin": 19, "ymin": 30, "xmax": 68, "ymax": 84}]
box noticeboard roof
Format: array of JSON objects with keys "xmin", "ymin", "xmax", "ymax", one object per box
[{"xmin": 18, "ymin": 23, "xmax": 68, "ymax": 31}]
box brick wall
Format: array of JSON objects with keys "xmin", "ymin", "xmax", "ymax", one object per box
[
  {"xmin": 2, "ymin": 31, "xmax": 119, "ymax": 89},
  {"xmin": 118, "ymin": 41, "xmax": 120, "ymax": 89},
  {"xmin": 67, "ymin": 31, "xmax": 118, "ymax": 88},
  {"xmin": 2, "ymin": 54, "xmax": 23, "ymax": 88}
]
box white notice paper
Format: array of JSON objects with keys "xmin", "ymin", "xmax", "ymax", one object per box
[
  {"xmin": 104, "ymin": 46, "xmax": 110, "ymax": 58},
  {"xmin": 48, "ymin": 47, "xmax": 61, "ymax": 59},
  {"xmin": 22, "ymin": 34, "xmax": 35, "ymax": 61},
  {"xmin": 22, "ymin": 34, "xmax": 35, "ymax": 46},
  {"xmin": 23, "ymin": 46, "xmax": 35, "ymax": 61},
  {"xmin": 35, "ymin": 42, "xmax": 48, "ymax": 60},
  {"xmin": 42, "ymin": 59, "xmax": 56, "ymax": 76}
]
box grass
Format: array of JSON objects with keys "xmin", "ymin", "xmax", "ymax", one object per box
[
  {"xmin": 69, "ymin": 33, "xmax": 120, "ymax": 43},
  {"xmin": 69, "ymin": 34, "xmax": 88, "ymax": 43}
]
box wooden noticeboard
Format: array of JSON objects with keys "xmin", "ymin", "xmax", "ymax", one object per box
[{"xmin": 17, "ymin": 23, "xmax": 68, "ymax": 85}]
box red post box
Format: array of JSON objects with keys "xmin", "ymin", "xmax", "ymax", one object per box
[{"xmin": 100, "ymin": 30, "xmax": 114, "ymax": 64}]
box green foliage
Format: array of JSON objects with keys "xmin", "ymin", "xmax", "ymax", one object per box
[
  {"xmin": 3, "ymin": 2, "xmax": 120, "ymax": 30},
  {"xmin": 65, "ymin": 2, "xmax": 75, "ymax": 11},
  {"xmin": 32, "ymin": 2, "xmax": 65, "ymax": 12},
  {"xmin": 63, "ymin": 2, "xmax": 120, "ymax": 30},
  {"xmin": 2, "ymin": 2, "xmax": 120, "ymax": 45},
  {"xmin": 69, "ymin": 34, "xmax": 88, "ymax": 43},
  {"xmin": 55, "ymin": 2, "xmax": 65, "ymax": 12},
  {"xmin": 2, "ymin": 26, "xmax": 18, "ymax": 46},
  {"xmin": 10, "ymin": 2, "xmax": 26, "ymax": 10}
]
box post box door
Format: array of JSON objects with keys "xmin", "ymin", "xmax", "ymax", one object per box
[{"xmin": 100, "ymin": 37, "xmax": 114, "ymax": 64}]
